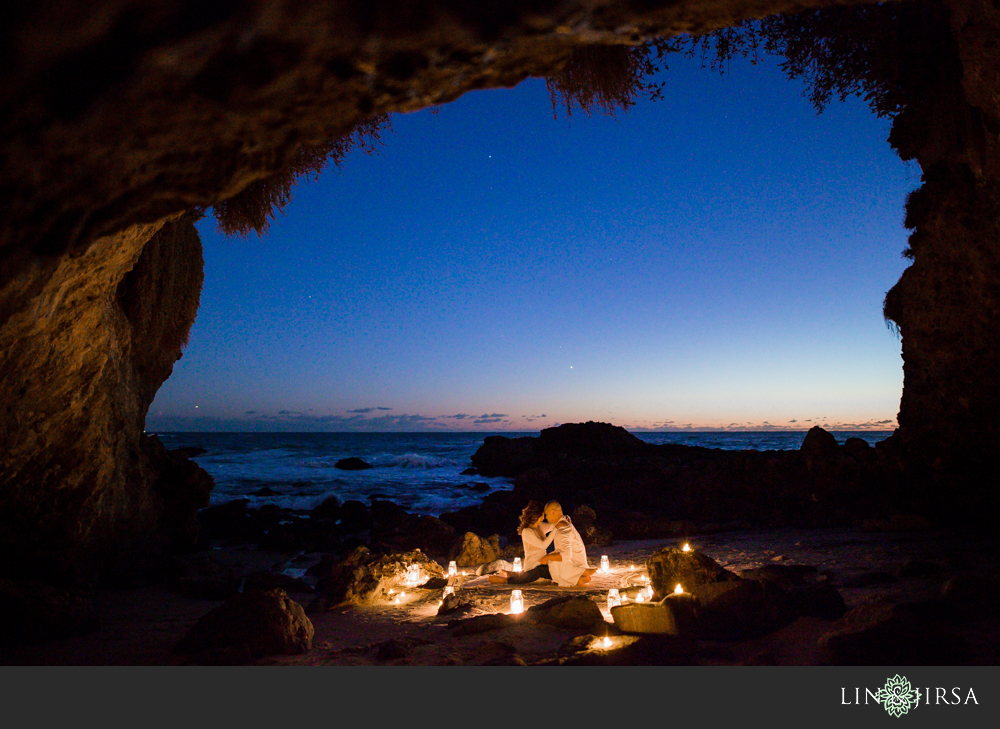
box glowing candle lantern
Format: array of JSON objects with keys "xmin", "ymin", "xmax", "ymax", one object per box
[
  {"xmin": 642, "ymin": 585, "xmax": 653, "ymax": 600},
  {"xmin": 630, "ymin": 565, "xmax": 636, "ymax": 570},
  {"xmin": 510, "ymin": 589, "xmax": 524, "ymax": 614},
  {"xmin": 607, "ymin": 588, "xmax": 621, "ymax": 609},
  {"xmin": 602, "ymin": 636, "xmax": 612, "ymax": 649},
  {"xmin": 682, "ymin": 543, "xmax": 692, "ymax": 552},
  {"xmin": 674, "ymin": 584, "xmax": 684, "ymax": 595},
  {"xmin": 394, "ymin": 597, "xmax": 400, "ymax": 604},
  {"xmin": 406, "ymin": 563, "xmax": 421, "ymax": 585},
  {"xmin": 600, "ymin": 555, "xmax": 610, "ymax": 573},
  {"xmin": 635, "ymin": 591, "xmax": 645, "ymax": 603},
  {"xmin": 448, "ymin": 561, "xmax": 457, "ymax": 577},
  {"xmin": 512, "ymin": 557, "xmax": 522, "ymax": 573}
]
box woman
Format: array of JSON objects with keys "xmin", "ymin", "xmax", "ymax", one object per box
[{"xmin": 487, "ymin": 500, "xmax": 555, "ymax": 585}]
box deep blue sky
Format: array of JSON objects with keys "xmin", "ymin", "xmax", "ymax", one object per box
[{"xmin": 147, "ymin": 50, "xmax": 920, "ymax": 433}]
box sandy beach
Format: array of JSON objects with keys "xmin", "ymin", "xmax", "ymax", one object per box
[{"xmin": 3, "ymin": 525, "xmax": 996, "ymax": 666}]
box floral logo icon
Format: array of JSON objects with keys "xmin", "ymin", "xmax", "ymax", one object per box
[{"xmin": 879, "ymin": 675, "xmax": 918, "ymax": 717}]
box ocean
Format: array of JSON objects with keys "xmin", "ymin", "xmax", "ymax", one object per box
[{"xmin": 153, "ymin": 430, "xmax": 893, "ymax": 517}]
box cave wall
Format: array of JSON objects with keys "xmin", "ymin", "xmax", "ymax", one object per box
[
  {"xmin": 881, "ymin": 0, "xmax": 1000, "ymax": 516},
  {"xmin": 0, "ymin": 215, "xmax": 209, "ymax": 582}
]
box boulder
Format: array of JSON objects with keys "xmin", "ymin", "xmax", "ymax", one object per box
[
  {"xmin": 571, "ymin": 504, "xmax": 614, "ymax": 547},
  {"xmin": 173, "ymin": 446, "xmax": 208, "ymax": 458},
  {"xmin": 312, "ymin": 548, "xmax": 444, "ymax": 608},
  {"xmin": 800, "ymin": 426, "xmax": 840, "ymax": 465},
  {"xmin": 691, "ymin": 579, "xmax": 796, "ymax": 641},
  {"xmin": 448, "ymin": 532, "xmax": 501, "ymax": 567},
  {"xmin": 818, "ymin": 597, "xmax": 972, "ymax": 664},
  {"xmin": 338, "ymin": 500, "xmax": 371, "ymax": 532},
  {"xmin": 470, "ymin": 435, "xmax": 538, "ymax": 477},
  {"xmin": 311, "ymin": 495, "xmax": 342, "ymax": 521},
  {"xmin": 174, "ymin": 588, "xmax": 314, "ymax": 660},
  {"xmin": 527, "ymin": 595, "xmax": 605, "ymax": 631},
  {"xmin": 0, "ymin": 579, "xmax": 100, "ymax": 645},
  {"xmin": 449, "ymin": 613, "xmax": 515, "ymax": 636},
  {"xmin": 335, "ymin": 457, "xmax": 372, "ymax": 470},
  {"xmin": 646, "ymin": 547, "xmax": 740, "ymax": 597},
  {"xmin": 842, "ymin": 438, "xmax": 872, "ymax": 458},
  {"xmin": 739, "ymin": 564, "xmax": 819, "ymax": 589},
  {"xmin": 407, "ymin": 515, "xmax": 456, "ymax": 556}
]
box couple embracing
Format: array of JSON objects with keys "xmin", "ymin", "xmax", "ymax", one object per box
[{"xmin": 487, "ymin": 500, "xmax": 596, "ymax": 587}]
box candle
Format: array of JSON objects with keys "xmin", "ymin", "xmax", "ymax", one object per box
[
  {"xmin": 642, "ymin": 585, "xmax": 653, "ymax": 600},
  {"xmin": 600, "ymin": 555, "xmax": 610, "ymax": 573},
  {"xmin": 674, "ymin": 583, "xmax": 684, "ymax": 595},
  {"xmin": 630, "ymin": 564, "xmax": 636, "ymax": 570},
  {"xmin": 406, "ymin": 563, "xmax": 421, "ymax": 585},
  {"xmin": 512, "ymin": 557, "xmax": 522, "ymax": 572},
  {"xmin": 602, "ymin": 636, "xmax": 612, "ymax": 649},
  {"xmin": 635, "ymin": 591, "xmax": 645, "ymax": 603},
  {"xmin": 448, "ymin": 561, "xmax": 457, "ymax": 577},
  {"xmin": 682, "ymin": 542, "xmax": 692, "ymax": 552},
  {"xmin": 394, "ymin": 597, "xmax": 400, "ymax": 604},
  {"xmin": 510, "ymin": 589, "xmax": 524, "ymax": 614},
  {"xmin": 607, "ymin": 588, "xmax": 620, "ymax": 609}
]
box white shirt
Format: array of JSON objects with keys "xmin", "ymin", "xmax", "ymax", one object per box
[
  {"xmin": 521, "ymin": 522, "xmax": 555, "ymax": 571},
  {"xmin": 546, "ymin": 515, "xmax": 590, "ymax": 587}
]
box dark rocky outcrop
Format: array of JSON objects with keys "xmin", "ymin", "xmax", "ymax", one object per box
[
  {"xmin": 310, "ymin": 547, "xmax": 444, "ymax": 609},
  {"xmin": 174, "ymin": 588, "xmax": 314, "ymax": 661},
  {"xmin": 0, "ymin": 215, "xmax": 209, "ymax": 584},
  {"xmin": 448, "ymin": 532, "xmax": 502, "ymax": 568},
  {"xmin": 817, "ymin": 596, "xmax": 974, "ymax": 664},
  {"xmin": 647, "ymin": 546, "xmax": 741, "ymax": 596},
  {"xmin": 335, "ymin": 458, "xmax": 372, "ymax": 470},
  {"xmin": 526, "ymin": 595, "xmax": 606, "ymax": 631}
]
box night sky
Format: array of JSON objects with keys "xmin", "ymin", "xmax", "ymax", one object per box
[{"xmin": 146, "ymin": 50, "xmax": 920, "ymax": 433}]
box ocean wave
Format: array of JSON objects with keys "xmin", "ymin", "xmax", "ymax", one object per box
[{"xmin": 384, "ymin": 454, "xmax": 458, "ymax": 469}]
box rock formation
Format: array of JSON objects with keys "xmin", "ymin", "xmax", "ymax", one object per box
[
  {"xmin": 0, "ymin": 214, "xmax": 210, "ymax": 583},
  {"xmin": 2, "ymin": 0, "xmax": 1000, "ymax": 583}
]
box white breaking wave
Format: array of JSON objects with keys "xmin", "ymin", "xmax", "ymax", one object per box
[{"xmin": 385, "ymin": 454, "xmax": 458, "ymax": 469}]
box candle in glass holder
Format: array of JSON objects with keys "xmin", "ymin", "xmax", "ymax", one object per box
[
  {"xmin": 607, "ymin": 588, "xmax": 621, "ymax": 609},
  {"xmin": 682, "ymin": 542, "xmax": 692, "ymax": 552},
  {"xmin": 512, "ymin": 557, "xmax": 522, "ymax": 573},
  {"xmin": 635, "ymin": 591, "xmax": 645, "ymax": 603},
  {"xmin": 448, "ymin": 561, "xmax": 457, "ymax": 577},
  {"xmin": 510, "ymin": 589, "xmax": 524, "ymax": 614},
  {"xmin": 602, "ymin": 636, "xmax": 612, "ymax": 649},
  {"xmin": 600, "ymin": 555, "xmax": 610, "ymax": 573},
  {"xmin": 674, "ymin": 583, "xmax": 684, "ymax": 595}
]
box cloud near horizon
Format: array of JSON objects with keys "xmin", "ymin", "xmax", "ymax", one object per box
[{"xmin": 146, "ymin": 408, "xmax": 896, "ymax": 433}]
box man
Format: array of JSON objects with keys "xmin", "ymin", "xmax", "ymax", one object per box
[{"xmin": 539, "ymin": 501, "xmax": 596, "ymax": 587}]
